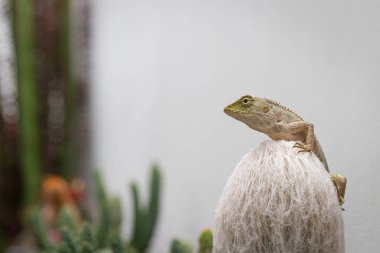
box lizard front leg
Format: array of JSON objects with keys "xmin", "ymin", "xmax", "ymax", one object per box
[{"xmin": 277, "ymin": 121, "xmax": 315, "ymax": 153}]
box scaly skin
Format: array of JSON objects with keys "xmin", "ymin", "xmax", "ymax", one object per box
[{"xmin": 224, "ymin": 95, "xmax": 346, "ymax": 206}]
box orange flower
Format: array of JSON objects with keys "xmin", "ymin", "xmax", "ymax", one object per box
[{"xmin": 41, "ymin": 175, "xmax": 73, "ymax": 207}]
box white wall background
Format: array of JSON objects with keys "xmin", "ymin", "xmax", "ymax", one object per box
[{"xmin": 92, "ymin": 0, "xmax": 380, "ymax": 252}]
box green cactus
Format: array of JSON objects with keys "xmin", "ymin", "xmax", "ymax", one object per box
[
  {"xmin": 30, "ymin": 168, "xmax": 163, "ymax": 253},
  {"xmin": 94, "ymin": 170, "xmax": 111, "ymax": 248},
  {"xmin": 198, "ymin": 229, "xmax": 213, "ymax": 253},
  {"xmin": 109, "ymin": 196, "xmax": 123, "ymax": 235},
  {"xmin": 58, "ymin": 206, "xmax": 77, "ymax": 232},
  {"xmin": 125, "ymin": 246, "xmax": 139, "ymax": 253},
  {"xmin": 80, "ymin": 223, "xmax": 97, "ymax": 253},
  {"xmin": 130, "ymin": 164, "xmax": 161, "ymax": 252},
  {"xmin": 32, "ymin": 221, "xmax": 121, "ymax": 253},
  {"xmin": 30, "ymin": 211, "xmax": 54, "ymax": 252},
  {"xmin": 13, "ymin": 0, "xmax": 42, "ymax": 208},
  {"xmin": 61, "ymin": 0, "xmax": 77, "ymax": 179},
  {"xmin": 110, "ymin": 235, "xmax": 125, "ymax": 253},
  {"xmin": 56, "ymin": 243, "xmax": 71, "ymax": 253},
  {"xmin": 170, "ymin": 239, "xmax": 193, "ymax": 253},
  {"xmin": 60, "ymin": 227, "xmax": 81, "ymax": 253}
]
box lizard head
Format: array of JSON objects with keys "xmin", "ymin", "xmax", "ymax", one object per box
[{"xmin": 224, "ymin": 95, "xmax": 275, "ymax": 131}]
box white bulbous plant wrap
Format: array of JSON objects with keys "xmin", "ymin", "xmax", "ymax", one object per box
[{"xmin": 214, "ymin": 140, "xmax": 344, "ymax": 253}]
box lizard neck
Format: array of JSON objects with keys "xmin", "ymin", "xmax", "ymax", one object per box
[{"xmin": 244, "ymin": 114, "xmax": 276, "ymax": 134}]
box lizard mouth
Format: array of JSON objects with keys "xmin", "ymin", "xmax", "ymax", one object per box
[
  {"xmin": 223, "ymin": 106, "xmax": 231, "ymax": 114},
  {"xmin": 224, "ymin": 106, "xmax": 248, "ymax": 118},
  {"xmin": 223, "ymin": 106, "xmax": 235, "ymax": 116}
]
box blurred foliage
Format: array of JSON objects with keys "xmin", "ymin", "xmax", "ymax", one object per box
[
  {"xmin": 93, "ymin": 171, "xmax": 112, "ymax": 248},
  {"xmin": 0, "ymin": 0, "xmax": 88, "ymax": 249},
  {"xmin": 1, "ymin": 0, "xmax": 214, "ymax": 251},
  {"xmin": 130, "ymin": 164, "xmax": 160, "ymax": 252},
  {"xmin": 30, "ymin": 166, "xmax": 213, "ymax": 253},
  {"xmin": 198, "ymin": 229, "xmax": 213, "ymax": 253},
  {"xmin": 12, "ymin": 0, "xmax": 80, "ymax": 207},
  {"xmin": 60, "ymin": 0, "xmax": 77, "ymax": 178},
  {"xmin": 31, "ymin": 166, "xmax": 160, "ymax": 253},
  {"xmin": 13, "ymin": 0, "xmax": 42, "ymax": 209},
  {"xmin": 169, "ymin": 228, "xmax": 214, "ymax": 253},
  {"xmin": 170, "ymin": 239, "xmax": 193, "ymax": 253}
]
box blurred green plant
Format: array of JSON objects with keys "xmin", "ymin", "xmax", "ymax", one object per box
[
  {"xmin": 93, "ymin": 170, "xmax": 112, "ymax": 248},
  {"xmin": 169, "ymin": 228, "xmax": 214, "ymax": 253},
  {"xmin": 13, "ymin": 0, "xmax": 42, "ymax": 208},
  {"xmin": 30, "ymin": 165, "xmax": 214, "ymax": 253},
  {"xmin": 32, "ymin": 219, "xmax": 137, "ymax": 253},
  {"xmin": 31, "ymin": 165, "xmax": 160, "ymax": 253},
  {"xmin": 31, "ymin": 211, "xmax": 54, "ymax": 252},
  {"xmin": 130, "ymin": 164, "xmax": 161, "ymax": 252},
  {"xmin": 60, "ymin": 0, "xmax": 77, "ymax": 179},
  {"xmin": 198, "ymin": 229, "xmax": 213, "ymax": 253},
  {"xmin": 109, "ymin": 197, "xmax": 123, "ymax": 236},
  {"xmin": 9, "ymin": 0, "xmax": 82, "ymax": 207},
  {"xmin": 170, "ymin": 239, "xmax": 193, "ymax": 253}
]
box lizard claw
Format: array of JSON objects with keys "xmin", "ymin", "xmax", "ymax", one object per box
[
  {"xmin": 293, "ymin": 141, "xmax": 313, "ymax": 153},
  {"xmin": 297, "ymin": 149, "xmax": 312, "ymax": 154}
]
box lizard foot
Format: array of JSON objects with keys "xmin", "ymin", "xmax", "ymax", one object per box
[
  {"xmin": 330, "ymin": 173, "xmax": 347, "ymax": 207},
  {"xmin": 293, "ymin": 141, "xmax": 313, "ymax": 153}
]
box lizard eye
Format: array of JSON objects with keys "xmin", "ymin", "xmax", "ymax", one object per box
[{"xmin": 241, "ymin": 98, "xmax": 250, "ymax": 105}]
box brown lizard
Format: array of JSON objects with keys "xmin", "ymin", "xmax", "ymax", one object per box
[{"xmin": 224, "ymin": 95, "xmax": 346, "ymax": 206}]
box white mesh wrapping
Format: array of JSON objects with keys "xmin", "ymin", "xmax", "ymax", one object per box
[{"xmin": 214, "ymin": 140, "xmax": 344, "ymax": 253}]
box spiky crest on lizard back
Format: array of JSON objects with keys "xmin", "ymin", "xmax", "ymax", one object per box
[{"xmin": 264, "ymin": 98, "xmax": 304, "ymax": 120}]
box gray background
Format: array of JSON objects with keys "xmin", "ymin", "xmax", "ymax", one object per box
[{"xmin": 92, "ymin": 0, "xmax": 380, "ymax": 252}]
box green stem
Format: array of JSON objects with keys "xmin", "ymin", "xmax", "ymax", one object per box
[
  {"xmin": 130, "ymin": 165, "xmax": 161, "ymax": 252},
  {"xmin": 94, "ymin": 170, "xmax": 111, "ymax": 248},
  {"xmin": 13, "ymin": 0, "xmax": 41, "ymax": 207},
  {"xmin": 30, "ymin": 211, "xmax": 54, "ymax": 251},
  {"xmin": 130, "ymin": 182, "xmax": 142, "ymax": 249},
  {"xmin": 61, "ymin": 0, "xmax": 76, "ymax": 179}
]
